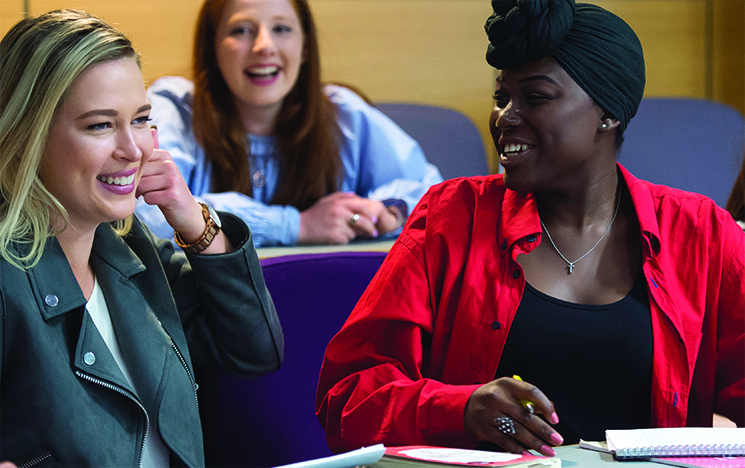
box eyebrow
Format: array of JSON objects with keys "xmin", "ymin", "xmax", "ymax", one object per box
[
  {"xmin": 77, "ymin": 104, "xmax": 151, "ymax": 120},
  {"xmin": 495, "ymin": 75, "xmax": 560, "ymax": 86}
]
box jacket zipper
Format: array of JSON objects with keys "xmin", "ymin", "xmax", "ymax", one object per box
[
  {"xmin": 75, "ymin": 371, "xmax": 149, "ymax": 468},
  {"xmin": 156, "ymin": 318, "xmax": 199, "ymax": 409},
  {"xmin": 18, "ymin": 452, "xmax": 52, "ymax": 468},
  {"xmin": 170, "ymin": 341, "xmax": 199, "ymax": 409}
]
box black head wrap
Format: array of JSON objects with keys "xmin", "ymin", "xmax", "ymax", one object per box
[{"xmin": 484, "ymin": 0, "xmax": 645, "ymax": 130}]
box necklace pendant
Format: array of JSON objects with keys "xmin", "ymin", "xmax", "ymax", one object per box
[
  {"xmin": 567, "ymin": 263, "xmax": 575, "ymax": 274},
  {"xmin": 252, "ymin": 170, "xmax": 266, "ymax": 188}
]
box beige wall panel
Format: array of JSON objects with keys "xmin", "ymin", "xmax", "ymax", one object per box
[
  {"xmin": 309, "ymin": 0, "xmax": 499, "ymax": 170},
  {"xmin": 26, "ymin": 0, "xmax": 201, "ymax": 85},
  {"xmin": 0, "ymin": 0, "xmax": 26, "ymax": 38},
  {"xmin": 4, "ymin": 1, "xmax": 741, "ymax": 170},
  {"xmin": 593, "ymin": 1, "xmax": 707, "ymax": 98},
  {"xmin": 712, "ymin": 1, "xmax": 744, "ymax": 115}
]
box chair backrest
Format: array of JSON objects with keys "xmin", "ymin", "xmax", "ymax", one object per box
[
  {"xmin": 199, "ymin": 251, "xmax": 388, "ymax": 467},
  {"xmin": 376, "ymin": 102, "xmax": 490, "ymax": 180},
  {"xmin": 620, "ymin": 98, "xmax": 745, "ymax": 207}
]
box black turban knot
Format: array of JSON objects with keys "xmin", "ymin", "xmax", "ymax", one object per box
[{"xmin": 484, "ymin": 0, "xmax": 645, "ymax": 130}]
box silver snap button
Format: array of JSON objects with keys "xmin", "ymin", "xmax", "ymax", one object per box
[
  {"xmin": 44, "ymin": 295, "xmax": 59, "ymax": 307},
  {"xmin": 83, "ymin": 352, "xmax": 96, "ymax": 366}
]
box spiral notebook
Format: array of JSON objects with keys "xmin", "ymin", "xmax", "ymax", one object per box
[{"xmin": 606, "ymin": 428, "xmax": 745, "ymax": 460}]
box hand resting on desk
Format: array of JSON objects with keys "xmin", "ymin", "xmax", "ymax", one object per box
[
  {"xmin": 299, "ymin": 191, "xmax": 401, "ymax": 244},
  {"xmin": 464, "ymin": 377, "xmax": 563, "ymax": 458}
]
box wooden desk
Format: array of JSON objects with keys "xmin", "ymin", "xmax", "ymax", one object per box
[{"xmin": 256, "ymin": 239, "xmax": 395, "ymax": 259}]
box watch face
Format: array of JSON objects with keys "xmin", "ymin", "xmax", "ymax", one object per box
[{"xmin": 207, "ymin": 205, "xmax": 222, "ymax": 228}]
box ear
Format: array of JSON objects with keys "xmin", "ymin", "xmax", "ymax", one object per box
[{"xmin": 599, "ymin": 115, "xmax": 620, "ymax": 132}]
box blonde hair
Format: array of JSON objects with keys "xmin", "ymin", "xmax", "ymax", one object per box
[{"xmin": 0, "ymin": 9, "xmax": 139, "ymax": 269}]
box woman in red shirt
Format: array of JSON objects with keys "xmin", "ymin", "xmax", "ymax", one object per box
[{"xmin": 316, "ymin": 0, "xmax": 744, "ymax": 457}]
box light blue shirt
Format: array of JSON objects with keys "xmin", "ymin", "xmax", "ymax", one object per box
[{"xmin": 137, "ymin": 77, "xmax": 443, "ymax": 247}]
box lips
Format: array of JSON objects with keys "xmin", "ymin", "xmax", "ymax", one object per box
[
  {"xmin": 246, "ymin": 65, "xmax": 280, "ymax": 77},
  {"xmin": 245, "ymin": 65, "xmax": 281, "ymax": 84},
  {"xmin": 96, "ymin": 174, "xmax": 135, "ymax": 186},
  {"xmin": 96, "ymin": 168, "xmax": 137, "ymax": 195},
  {"xmin": 499, "ymin": 142, "xmax": 534, "ymax": 168}
]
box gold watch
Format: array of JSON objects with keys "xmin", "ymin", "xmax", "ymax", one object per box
[{"xmin": 174, "ymin": 202, "xmax": 222, "ymax": 254}]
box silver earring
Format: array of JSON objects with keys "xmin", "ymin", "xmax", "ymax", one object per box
[{"xmin": 601, "ymin": 123, "xmax": 608, "ymax": 128}]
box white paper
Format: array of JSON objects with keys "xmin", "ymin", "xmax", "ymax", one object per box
[
  {"xmin": 398, "ymin": 448, "xmax": 522, "ymax": 464},
  {"xmin": 273, "ymin": 444, "xmax": 386, "ymax": 468}
]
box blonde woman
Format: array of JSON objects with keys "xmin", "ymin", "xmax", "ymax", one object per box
[{"xmin": 0, "ymin": 10, "xmax": 282, "ymax": 466}]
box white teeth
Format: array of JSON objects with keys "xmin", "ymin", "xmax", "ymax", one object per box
[
  {"xmin": 249, "ymin": 66, "xmax": 278, "ymax": 76},
  {"xmin": 98, "ymin": 174, "xmax": 135, "ymax": 186},
  {"xmin": 502, "ymin": 143, "xmax": 531, "ymax": 154}
]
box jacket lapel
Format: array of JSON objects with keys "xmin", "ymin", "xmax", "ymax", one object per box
[{"xmin": 89, "ymin": 224, "xmax": 169, "ymax": 413}]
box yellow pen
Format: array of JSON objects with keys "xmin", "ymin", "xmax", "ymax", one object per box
[{"xmin": 512, "ymin": 375, "xmax": 535, "ymax": 414}]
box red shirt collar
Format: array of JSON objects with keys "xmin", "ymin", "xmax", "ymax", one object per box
[{"xmin": 497, "ymin": 163, "xmax": 662, "ymax": 258}]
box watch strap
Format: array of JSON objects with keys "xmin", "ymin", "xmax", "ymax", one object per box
[{"xmin": 174, "ymin": 202, "xmax": 221, "ymax": 254}]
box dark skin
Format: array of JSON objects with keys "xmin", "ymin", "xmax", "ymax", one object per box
[{"xmin": 463, "ymin": 57, "xmax": 642, "ymax": 456}]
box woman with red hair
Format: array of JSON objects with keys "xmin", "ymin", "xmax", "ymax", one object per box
[{"xmin": 136, "ymin": 0, "xmax": 442, "ymax": 247}]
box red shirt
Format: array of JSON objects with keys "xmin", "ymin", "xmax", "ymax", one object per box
[{"xmin": 316, "ymin": 164, "xmax": 745, "ymax": 453}]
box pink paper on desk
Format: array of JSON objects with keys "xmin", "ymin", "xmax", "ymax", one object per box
[{"xmin": 384, "ymin": 446, "xmax": 558, "ymax": 467}]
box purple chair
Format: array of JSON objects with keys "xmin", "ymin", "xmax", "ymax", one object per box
[
  {"xmin": 376, "ymin": 102, "xmax": 490, "ymax": 180},
  {"xmin": 198, "ymin": 251, "xmax": 388, "ymax": 467},
  {"xmin": 620, "ymin": 98, "xmax": 745, "ymax": 208}
]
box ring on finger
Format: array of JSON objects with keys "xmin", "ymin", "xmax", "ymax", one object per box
[
  {"xmin": 495, "ymin": 416, "xmax": 516, "ymax": 435},
  {"xmin": 350, "ymin": 213, "xmax": 360, "ymax": 225}
]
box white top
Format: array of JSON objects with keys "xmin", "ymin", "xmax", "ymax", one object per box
[{"xmin": 86, "ymin": 277, "xmax": 170, "ymax": 467}]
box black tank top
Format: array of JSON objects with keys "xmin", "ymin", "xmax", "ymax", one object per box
[{"xmin": 493, "ymin": 270, "xmax": 653, "ymax": 445}]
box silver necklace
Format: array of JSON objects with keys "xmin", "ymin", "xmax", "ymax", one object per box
[{"xmin": 540, "ymin": 184, "xmax": 622, "ymax": 274}]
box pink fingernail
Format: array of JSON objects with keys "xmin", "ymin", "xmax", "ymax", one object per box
[
  {"xmin": 550, "ymin": 413, "xmax": 559, "ymax": 424},
  {"xmin": 372, "ymin": 230, "xmax": 379, "ymax": 238},
  {"xmin": 540, "ymin": 445, "xmax": 556, "ymax": 457},
  {"xmin": 373, "ymin": 216, "xmax": 378, "ymax": 223},
  {"xmin": 550, "ymin": 433, "xmax": 563, "ymax": 445},
  {"xmin": 521, "ymin": 451, "xmax": 531, "ymax": 456}
]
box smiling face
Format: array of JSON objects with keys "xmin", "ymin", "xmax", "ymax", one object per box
[
  {"xmin": 40, "ymin": 57, "xmax": 152, "ymax": 232},
  {"xmin": 215, "ymin": 0, "xmax": 305, "ymax": 122},
  {"xmin": 490, "ymin": 56, "xmax": 609, "ymax": 193}
]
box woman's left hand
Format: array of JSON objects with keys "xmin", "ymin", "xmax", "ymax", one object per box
[{"xmin": 355, "ymin": 199, "xmax": 403, "ymax": 236}]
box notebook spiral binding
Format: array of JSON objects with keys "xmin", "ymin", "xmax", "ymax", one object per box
[{"xmin": 619, "ymin": 443, "xmax": 745, "ymax": 459}]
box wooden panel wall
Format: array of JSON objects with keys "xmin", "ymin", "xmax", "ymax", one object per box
[
  {"xmin": 1, "ymin": 1, "xmax": 743, "ymax": 172},
  {"xmin": 0, "ymin": 1, "xmax": 26, "ymax": 36}
]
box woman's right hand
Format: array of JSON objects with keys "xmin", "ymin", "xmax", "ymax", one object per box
[
  {"xmin": 299, "ymin": 192, "xmax": 382, "ymax": 244},
  {"xmin": 464, "ymin": 377, "xmax": 563, "ymax": 457}
]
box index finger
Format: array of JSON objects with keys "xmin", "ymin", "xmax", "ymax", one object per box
[
  {"xmin": 150, "ymin": 125, "xmax": 159, "ymax": 149},
  {"xmin": 509, "ymin": 377, "xmax": 559, "ymax": 425}
]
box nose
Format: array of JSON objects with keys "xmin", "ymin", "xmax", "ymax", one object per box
[
  {"xmin": 253, "ymin": 25, "xmax": 276, "ymax": 55},
  {"xmin": 495, "ymin": 101, "xmax": 521, "ymax": 130},
  {"xmin": 114, "ymin": 127, "xmax": 143, "ymax": 163}
]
